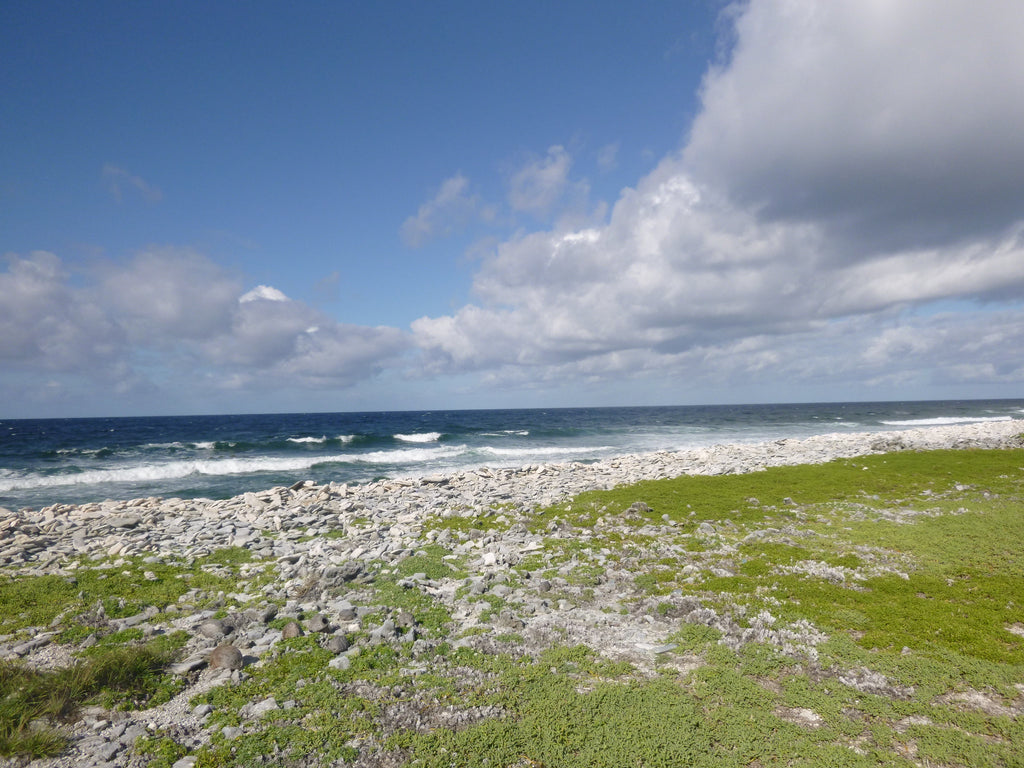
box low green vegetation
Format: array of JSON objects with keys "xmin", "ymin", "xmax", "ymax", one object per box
[
  {"xmin": 2, "ymin": 447, "xmax": 1023, "ymax": 766},
  {"xmin": 0, "ymin": 547, "xmax": 261, "ymax": 759},
  {"xmin": 0, "ymin": 546, "xmax": 267, "ymax": 638},
  {"xmin": 0, "ymin": 638, "xmax": 184, "ymax": 758},
  {"xmin": 387, "ymin": 448, "xmax": 1024, "ymax": 766}
]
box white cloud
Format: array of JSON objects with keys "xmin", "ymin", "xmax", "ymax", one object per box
[
  {"xmin": 101, "ymin": 249, "xmax": 241, "ymax": 340},
  {"xmin": 240, "ymin": 285, "xmax": 290, "ymax": 303},
  {"xmin": 0, "ymin": 251, "xmax": 124, "ymax": 371},
  {"xmin": 0, "ymin": 249, "xmax": 410, "ymax": 408},
  {"xmin": 102, "ymin": 164, "xmax": 163, "ymax": 203},
  {"xmin": 684, "ymin": 0, "xmax": 1024, "ymax": 251},
  {"xmin": 410, "ymin": 0, "xmax": 1024, "ymax": 399},
  {"xmin": 506, "ymin": 145, "xmax": 574, "ymax": 216},
  {"xmin": 400, "ymin": 173, "xmax": 478, "ymax": 247}
]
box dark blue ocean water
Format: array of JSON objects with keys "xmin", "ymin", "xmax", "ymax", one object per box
[{"xmin": 2, "ymin": 400, "xmax": 1022, "ymax": 511}]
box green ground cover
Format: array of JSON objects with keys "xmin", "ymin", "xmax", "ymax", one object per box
[{"xmin": 1, "ymin": 447, "xmax": 1022, "ymax": 766}]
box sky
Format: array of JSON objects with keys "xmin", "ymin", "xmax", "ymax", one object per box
[{"xmin": 3, "ymin": 0, "xmax": 1024, "ymax": 418}]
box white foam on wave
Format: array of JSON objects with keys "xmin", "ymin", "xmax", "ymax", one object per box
[
  {"xmin": 0, "ymin": 443, "xmax": 474, "ymax": 493},
  {"xmin": 880, "ymin": 415, "xmax": 1013, "ymax": 427},
  {"xmin": 55, "ymin": 447, "xmax": 113, "ymax": 457},
  {"xmin": 355, "ymin": 445, "xmax": 467, "ymax": 464},
  {"xmin": 338, "ymin": 435, "xmax": 356, "ymax": 443},
  {"xmin": 0, "ymin": 454, "xmax": 356, "ymax": 492},
  {"xmin": 288, "ymin": 436, "xmax": 327, "ymax": 444},
  {"xmin": 479, "ymin": 430, "xmax": 530, "ymax": 437},
  {"xmin": 479, "ymin": 445, "xmax": 610, "ymax": 458},
  {"xmin": 193, "ymin": 441, "xmax": 216, "ymax": 450},
  {"xmin": 394, "ymin": 432, "xmax": 442, "ymax": 443}
]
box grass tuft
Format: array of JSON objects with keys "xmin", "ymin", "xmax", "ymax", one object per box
[{"xmin": 0, "ymin": 639, "xmax": 181, "ymax": 758}]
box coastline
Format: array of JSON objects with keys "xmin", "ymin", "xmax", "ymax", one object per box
[
  {"xmin": 2, "ymin": 418, "xmax": 1023, "ymax": 768},
  {"xmin": 3, "ymin": 419, "xmax": 1021, "ymax": 551}
]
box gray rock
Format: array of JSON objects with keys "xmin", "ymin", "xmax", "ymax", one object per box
[
  {"xmin": 208, "ymin": 644, "xmax": 244, "ymax": 671},
  {"xmin": 328, "ymin": 654, "xmax": 351, "ymax": 670},
  {"xmin": 326, "ymin": 634, "xmax": 350, "ymax": 654},
  {"xmin": 305, "ymin": 614, "xmax": 330, "ymax": 633},
  {"xmin": 249, "ymin": 697, "xmax": 279, "ymax": 718},
  {"xmin": 496, "ymin": 609, "xmax": 525, "ymax": 630},
  {"xmin": 96, "ymin": 740, "xmax": 122, "ymax": 761},
  {"xmin": 369, "ymin": 619, "xmax": 397, "ymax": 644},
  {"xmin": 336, "ymin": 561, "xmax": 362, "ymax": 582},
  {"xmin": 697, "ymin": 522, "xmax": 717, "ymax": 537},
  {"xmin": 198, "ymin": 619, "xmax": 228, "ymax": 639},
  {"xmin": 281, "ymin": 621, "xmax": 303, "ymax": 639},
  {"xmin": 120, "ymin": 724, "xmax": 149, "ymax": 744},
  {"xmin": 335, "ymin": 600, "xmax": 357, "ymax": 621},
  {"xmin": 260, "ymin": 604, "xmax": 278, "ymax": 623},
  {"xmin": 169, "ymin": 654, "xmax": 207, "ymax": 675}
]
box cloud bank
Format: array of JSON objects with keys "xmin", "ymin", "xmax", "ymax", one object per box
[
  {"xmin": 0, "ymin": 249, "xmax": 409, "ymax": 411},
  {"xmin": 411, "ymin": 0, "xmax": 1024, "ymax": 397}
]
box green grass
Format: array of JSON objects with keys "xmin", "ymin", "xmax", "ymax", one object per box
[
  {"xmin": 0, "ymin": 639, "xmax": 184, "ymax": 758},
  {"xmin": 393, "ymin": 544, "xmax": 466, "ymax": 581},
  {"xmin": 533, "ymin": 448, "xmax": 1023, "ymax": 528},
  {"xmin": 0, "ymin": 547, "xmax": 269, "ymax": 638}
]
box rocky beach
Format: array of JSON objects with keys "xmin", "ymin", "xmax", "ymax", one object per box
[{"xmin": 2, "ymin": 419, "xmax": 1023, "ymax": 768}]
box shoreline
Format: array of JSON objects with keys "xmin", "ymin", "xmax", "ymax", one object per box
[
  {"xmin": 3, "ymin": 418, "xmax": 1021, "ymax": 541},
  {"xmin": 2, "ymin": 418, "xmax": 1023, "ymax": 767}
]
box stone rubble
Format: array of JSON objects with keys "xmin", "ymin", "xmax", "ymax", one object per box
[{"xmin": 0, "ymin": 420, "xmax": 1020, "ymax": 767}]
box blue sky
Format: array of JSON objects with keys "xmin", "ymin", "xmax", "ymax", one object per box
[{"xmin": 3, "ymin": 0, "xmax": 1024, "ymax": 417}]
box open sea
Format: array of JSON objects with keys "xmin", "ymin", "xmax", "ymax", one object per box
[{"xmin": 2, "ymin": 399, "xmax": 1022, "ymax": 511}]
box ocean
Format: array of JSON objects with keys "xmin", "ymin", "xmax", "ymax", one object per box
[{"xmin": 2, "ymin": 399, "xmax": 1022, "ymax": 511}]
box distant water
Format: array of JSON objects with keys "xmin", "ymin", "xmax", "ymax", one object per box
[{"xmin": 2, "ymin": 400, "xmax": 1022, "ymax": 511}]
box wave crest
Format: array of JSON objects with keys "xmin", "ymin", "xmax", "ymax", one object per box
[
  {"xmin": 394, "ymin": 432, "xmax": 441, "ymax": 443},
  {"xmin": 880, "ymin": 416, "xmax": 1013, "ymax": 426}
]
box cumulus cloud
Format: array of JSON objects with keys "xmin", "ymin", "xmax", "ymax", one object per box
[
  {"xmin": 100, "ymin": 249, "xmax": 241, "ymax": 340},
  {"xmin": 400, "ymin": 174, "xmax": 478, "ymax": 247},
  {"xmin": 240, "ymin": 285, "xmax": 290, "ymax": 303},
  {"xmin": 0, "ymin": 251, "xmax": 124, "ymax": 372},
  {"xmin": 411, "ymin": 0, "xmax": 1024, "ymax": 396},
  {"xmin": 0, "ymin": 249, "xmax": 410, "ymax": 407},
  {"xmin": 684, "ymin": 0, "xmax": 1024, "ymax": 251},
  {"xmin": 102, "ymin": 164, "xmax": 163, "ymax": 203},
  {"xmin": 10, "ymin": 0, "xmax": 1024, "ymax": 412},
  {"xmin": 203, "ymin": 290, "xmax": 408, "ymax": 385}
]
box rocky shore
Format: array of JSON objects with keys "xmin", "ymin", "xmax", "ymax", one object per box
[{"xmin": 1, "ymin": 419, "xmax": 1022, "ymax": 768}]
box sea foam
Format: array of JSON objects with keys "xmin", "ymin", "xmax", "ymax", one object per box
[
  {"xmin": 880, "ymin": 415, "xmax": 1012, "ymax": 426},
  {"xmin": 394, "ymin": 432, "xmax": 442, "ymax": 443}
]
